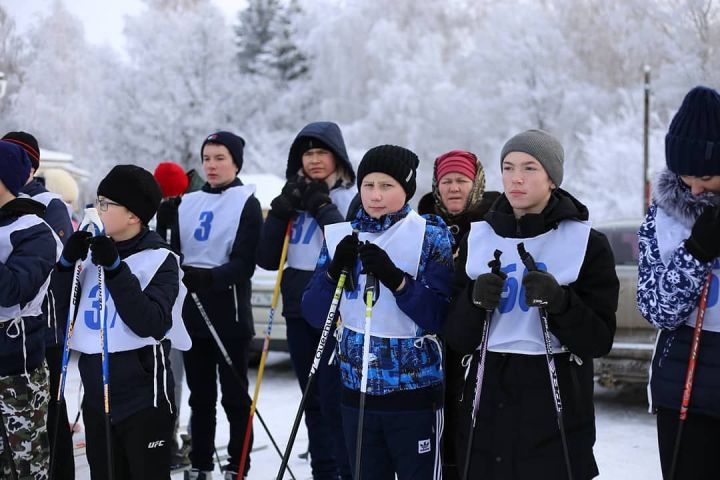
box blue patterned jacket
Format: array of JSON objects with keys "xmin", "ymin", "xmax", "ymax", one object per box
[
  {"xmin": 301, "ymin": 205, "xmax": 453, "ymax": 408},
  {"xmin": 638, "ymin": 169, "xmax": 720, "ymax": 417},
  {"xmin": 637, "ymin": 170, "xmax": 718, "ymax": 329}
]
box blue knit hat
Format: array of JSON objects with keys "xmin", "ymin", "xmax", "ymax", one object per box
[
  {"xmin": 666, "ymin": 86, "xmax": 720, "ymax": 176},
  {"xmin": 201, "ymin": 131, "xmax": 245, "ymax": 171},
  {"xmin": 0, "ymin": 140, "xmax": 31, "ymax": 196}
]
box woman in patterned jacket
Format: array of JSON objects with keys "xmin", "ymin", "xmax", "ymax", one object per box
[{"xmin": 637, "ymin": 85, "xmax": 720, "ymax": 479}]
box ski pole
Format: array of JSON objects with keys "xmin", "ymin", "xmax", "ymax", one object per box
[
  {"xmin": 276, "ymin": 268, "xmax": 348, "ymax": 480},
  {"xmin": 238, "ymin": 220, "xmax": 293, "ymax": 480},
  {"xmin": 190, "ymin": 293, "xmax": 296, "ymax": 480},
  {"xmin": 0, "ymin": 407, "xmax": 18, "ymax": 480},
  {"xmin": 517, "ymin": 243, "xmax": 573, "ymax": 480},
  {"xmin": 353, "ymin": 272, "xmax": 378, "ymax": 480},
  {"xmin": 462, "ymin": 249, "xmax": 504, "ymax": 480},
  {"xmin": 98, "ymin": 254, "xmax": 114, "ymax": 480},
  {"xmin": 669, "ymin": 271, "xmax": 712, "ymax": 480},
  {"xmin": 51, "ymin": 206, "xmax": 103, "ymax": 480}
]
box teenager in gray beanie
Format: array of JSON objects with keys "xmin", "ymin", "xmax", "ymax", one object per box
[
  {"xmin": 501, "ymin": 129, "xmax": 564, "ymax": 187},
  {"xmin": 445, "ymin": 129, "xmax": 619, "ymax": 479}
]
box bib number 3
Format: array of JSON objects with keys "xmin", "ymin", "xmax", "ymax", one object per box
[{"xmin": 194, "ymin": 211, "xmax": 214, "ymax": 241}]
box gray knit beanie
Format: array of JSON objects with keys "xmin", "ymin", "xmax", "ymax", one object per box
[{"xmin": 500, "ymin": 129, "xmax": 564, "ymax": 187}]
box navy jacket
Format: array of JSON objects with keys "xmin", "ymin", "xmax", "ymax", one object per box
[
  {"xmin": 56, "ymin": 229, "xmax": 179, "ymax": 422},
  {"xmin": 180, "ymin": 179, "xmax": 263, "ymax": 340},
  {"xmin": 257, "ymin": 121, "xmax": 356, "ymax": 319},
  {"xmin": 21, "ymin": 178, "xmax": 74, "ymax": 346},
  {"xmin": 0, "ymin": 199, "xmax": 58, "ymax": 376}
]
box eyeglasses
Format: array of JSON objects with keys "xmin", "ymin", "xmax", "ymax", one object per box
[{"xmin": 95, "ymin": 198, "xmax": 122, "ymax": 212}]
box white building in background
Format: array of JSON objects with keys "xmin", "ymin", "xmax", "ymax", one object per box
[
  {"xmin": 37, "ymin": 148, "xmax": 90, "ymax": 181},
  {"xmin": 36, "ymin": 148, "xmax": 90, "ymax": 213}
]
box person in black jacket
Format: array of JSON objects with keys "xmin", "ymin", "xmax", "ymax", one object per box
[
  {"xmin": 444, "ymin": 130, "xmax": 618, "ymax": 480},
  {"xmin": 257, "ymin": 121, "xmax": 355, "ymax": 479},
  {"xmin": 417, "ymin": 149, "xmax": 499, "ymax": 480},
  {"xmin": 4, "ymin": 130, "xmax": 76, "ymax": 479},
  {"xmin": 56, "ymin": 164, "xmax": 189, "ymax": 480},
  {"xmin": 0, "ymin": 140, "xmax": 61, "ymax": 480},
  {"xmin": 177, "ymin": 132, "xmax": 262, "ymax": 480}
]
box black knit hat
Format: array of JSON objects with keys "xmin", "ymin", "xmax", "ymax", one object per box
[
  {"xmin": 357, "ymin": 145, "xmax": 420, "ymax": 200},
  {"xmin": 201, "ymin": 131, "xmax": 245, "ymax": 171},
  {"xmin": 666, "ymin": 85, "xmax": 720, "ymax": 176},
  {"xmin": 288, "ymin": 136, "xmax": 334, "ymax": 170},
  {"xmin": 2, "ymin": 131, "xmax": 40, "ymax": 171},
  {"xmin": 97, "ymin": 165, "xmax": 162, "ymax": 225}
]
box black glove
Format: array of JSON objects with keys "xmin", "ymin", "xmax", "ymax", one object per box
[
  {"xmin": 358, "ymin": 242, "xmax": 405, "ymax": 291},
  {"xmin": 88, "ymin": 236, "xmax": 120, "ymax": 270},
  {"xmin": 686, "ymin": 206, "xmax": 720, "ymax": 262},
  {"xmin": 182, "ymin": 266, "xmax": 213, "ymax": 293},
  {"xmin": 156, "ymin": 197, "xmax": 181, "ymax": 230},
  {"xmin": 60, "ymin": 230, "xmax": 92, "ymax": 265},
  {"xmin": 269, "ymin": 194, "xmax": 296, "ymax": 221},
  {"xmin": 328, "ymin": 234, "xmax": 359, "ymax": 281},
  {"xmin": 282, "ymin": 179, "xmax": 305, "ymax": 210},
  {"xmin": 522, "ymin": 270, "xmax": 567, "ymax": 314},
  {"xmin": 302, "ymin": 181, "xmax": 331, "ymax": 217},
  {"xmin": 268, "ymin": 179, "xmax": 307, "ymax": 221},
  {"xmin": 471, "ymin": 272, "xmax": 506, "ymax": 310}
]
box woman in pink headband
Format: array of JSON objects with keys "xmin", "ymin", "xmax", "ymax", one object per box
[{"xmin": 418, "ymin": 149, "xmax": 499, "ymax": 480}]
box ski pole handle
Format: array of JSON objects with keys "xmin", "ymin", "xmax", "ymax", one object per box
[
  {"xmin": 80, "ymin": 205, "xmax": 104, "ymax": 236},
  {"xmin": 517, "ymin": 242, "xmax": 537, "ymax": 272}
]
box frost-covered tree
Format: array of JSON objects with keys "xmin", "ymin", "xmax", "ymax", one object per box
[
  {"xmin": 235, "ymin": 0, "xmax": 308, "ymax": 83},
  {"xmin": 117, "ymin": 0, "xmax": 250, "ymax": 171},
  {"xmin": 268, "ymin": 0, "xmax": 308, "ymax": 82},
  {"xmin": 0, "ymin": 6, "xmax": 27, "ymax": 129},
  {"xmin": 235, "ymin": 0, "xmax": 280, "ymax": 76},
  {"xmin": 7, "ymin": 0, "xmax": 120, "ymax": 200}
]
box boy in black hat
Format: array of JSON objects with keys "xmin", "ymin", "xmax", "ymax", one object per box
[
  {"xmin": 177, "ymin": 131, "xmax": 263, "ymax": 480},
  {"xmin": 257, "ymin": 121, "xmax": 356, "ymax": 479},
  {"xmin": 301, "ymin": 145, "xmax": 454, "ymax": 479},
  {"xmin": 57, "ymin": 164, "xmax": 190, "ymax": 480},
  {"xmin": 0, "ymin": 140, "xmax": 62, "ymax": 479},
  {"xmin": 3, "ymin": 129, "xmax": 76, "ymax": 478}
]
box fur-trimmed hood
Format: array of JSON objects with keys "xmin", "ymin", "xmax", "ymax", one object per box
[{"xmin": 653, "ymin": 168, "xmax": 720, "ymax": 228}]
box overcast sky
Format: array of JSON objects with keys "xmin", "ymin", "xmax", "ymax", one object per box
[{"xmin": 1, "ymin": 0, "xmax": 243, "ymax": 54}]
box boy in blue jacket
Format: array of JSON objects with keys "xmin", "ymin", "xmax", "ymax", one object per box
[
  {"xmin": 301, "ymin": 145, "xmax": 454, "ymax": 479},
  {"xmin": 0, "ymin": 140, "xmax": 61, "ymax": 479}
]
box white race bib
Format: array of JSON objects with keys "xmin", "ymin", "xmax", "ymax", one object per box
[
  {"xmin": 72, "ymin": 248, "xmax": 191, "ymax": 353},
  {"xmin": 0, "ymin": 215, "xmax": 62, "ymax": 321},
  {"xmin": 179, "ymin": 185, "xmax": 255, "ymax": 268},
  {"xmin": 325, "ymin": 211, "xmax": 426, "ymax": 338},
  {"xmin": 286, "ymin": 187, "xmax": 357, "ymax": 271},
  {"xmin": 655, "ymin": 206, "xmax": 720, "ymax": 332},
  {"xmin": 466, "ymin": 220, "xmax": 590, "ymax": 354}
]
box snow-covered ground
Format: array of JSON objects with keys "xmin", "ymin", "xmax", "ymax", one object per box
[{"xmin": 66, "ymin": 352, "xmax": 661, "ymax": 479}]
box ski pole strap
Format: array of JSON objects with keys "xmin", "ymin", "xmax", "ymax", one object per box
[
  {"xmin": 488, "ymin": 249, "xmax": 505, "ymax": 278},
  {"xmin": 517, "ymin": 242, "xmax": 537, "ymax": 272}
]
